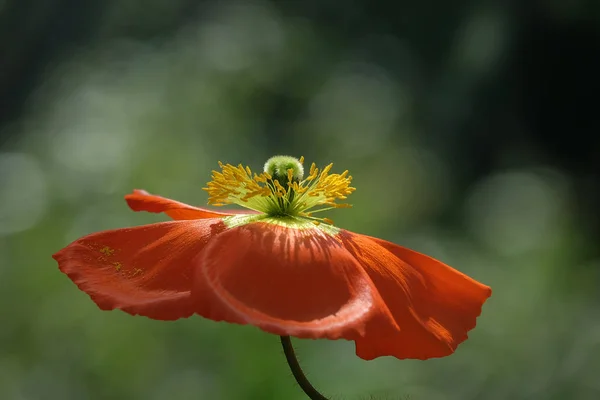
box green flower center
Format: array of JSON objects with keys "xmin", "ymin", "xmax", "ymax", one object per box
[{"xmin": 203, "ymin": 155, "xmax": 355, "ymax": 225}]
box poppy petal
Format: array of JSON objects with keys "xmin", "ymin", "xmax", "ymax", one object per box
[
  {"xmin": 125, "ymin": 189, "xmax": 257, "ymax": 220},
  {"xmin": 193, "ymin": 222, "xmax": 380, "ymax": 340},
  {"xmin": 339, "ymin": 231, "xmax": 492, "ymax": 360},
  {"xmin": 53, "ymin": 219, "xmax": 227, "ymax": 320}
]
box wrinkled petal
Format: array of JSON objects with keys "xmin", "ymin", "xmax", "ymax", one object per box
[
  {"xmin": 53, "ymin": 219, "xmax": 227, "ymax": 320},
  {"xmin": 340, "ymin": 231, "xmax": 492, "ymax": 360},
  {"xmin": 125, "ymin": 189, "xmax": 257, "ymax": 220},
  {"xmin": 193, "ymin": 222, "xmax": 383, "ymax": 340}
]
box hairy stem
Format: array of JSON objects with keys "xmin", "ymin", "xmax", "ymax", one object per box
[{"xmin": 280, "ymin": 336, "xmax": 329, "ymax": 400}]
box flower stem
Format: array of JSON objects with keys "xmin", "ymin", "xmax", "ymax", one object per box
[{"xmin": 280, "ymin": 336, "xmax": 329, "ymax": 400}]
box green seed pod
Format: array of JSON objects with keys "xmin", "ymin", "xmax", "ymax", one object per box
[{"xmin": 263, "ymin": 155, "xmax": 304, "ymax": 187}]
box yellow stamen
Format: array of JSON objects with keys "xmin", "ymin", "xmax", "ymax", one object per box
[{"xmin": 203, "ymin": 156, "xmax": 355, "ymax": 219}]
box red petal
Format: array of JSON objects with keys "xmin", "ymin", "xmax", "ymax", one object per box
[
  {"xmin": 192, "ymin": 222, "xmax": 380, "ymax": 340},
  {"xmin": 339, "ymin": 231, "xmax": 492, "ymax": 360},
  {"xmin": 53, "ymin": 219, "xmax": 227, "ymax": 320},
  {"xmin": 125, "ymin": 189, "xmax": 257, "ymax": 220}
]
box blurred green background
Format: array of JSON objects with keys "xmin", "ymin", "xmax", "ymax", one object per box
[{"xmin": 1, "ymin": 1, "xmax": 600, "ymax": 399}]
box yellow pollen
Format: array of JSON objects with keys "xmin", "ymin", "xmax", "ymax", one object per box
[
  {"xmin": 203, "ymin": 157, "xmax": 356, "ymax": 220},
  {"xmin": 100, "ymin": 246, "xmax": 114, "ymax": 256}
]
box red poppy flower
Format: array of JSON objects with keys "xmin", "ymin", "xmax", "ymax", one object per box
[{"xmin": 53, "ymin": 156, "xmax": 491, "ymax": 361}]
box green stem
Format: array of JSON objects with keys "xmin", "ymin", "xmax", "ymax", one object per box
[{"xmin": 280, "ymin": 336, "xmax": 329, "ymax": 400}]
